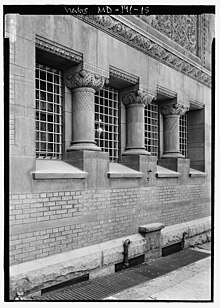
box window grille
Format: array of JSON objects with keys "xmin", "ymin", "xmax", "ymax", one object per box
[
  {"xmin": 144, "ymin": 101, "xmax": 159, "ymax": 156},
  {"xmin": 95, "ymin": 86, "xmax": 119, "ymax": 162},
  {"xmin": 35, "ymin": 64, "xmax": 62, "ymax": 159},
  {"xmin": 179, "ymin": 114, "xmax": 187, "ymax": 157}
]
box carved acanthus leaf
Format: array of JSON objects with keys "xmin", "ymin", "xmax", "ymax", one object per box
[
  {"xmin": 122, "ymin": 90, "xmax": 155, "ymax": 106},
  {"xmin": 66, "ymin": 70, "xmax": 106, "ymax": 92},
  {"xmin": 161, "ymin": 103, "xmax": 189, "ymax": 116}
]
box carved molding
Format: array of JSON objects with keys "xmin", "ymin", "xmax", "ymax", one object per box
[
  {"xmin": 65, "ymin": 69, "xmax": 106, "ymax": 92},
  {"xmin": 189, "ymin": 99, "xmax": 205, "ymax": 110},
  {"xmin": 35, "ymin": 36, "xmax": 83, "ymax": 63},
  {"xmin": 157, "ymin": 85, "xmax": 177, "ymax": 99},
  {"xmin": 109, "ymin": 66, "xmax": 139, "ymax": 85},
  {"xmin": 122, "ymin": 90, "xmax": 155, "ymax": 106},
  {"xmin": 75, "ymin": 15, "xmax": 211, "ymax": 88},
  {"xmin": 161, "ymin": 102, "xmax": 189, "ymax": 116}
]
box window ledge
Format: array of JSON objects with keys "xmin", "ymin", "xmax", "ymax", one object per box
[
  {"xmin": 156, "ymin": 165, "xmax": 181, "ymax": 178},
  {"xmin": 32, "ymin": 160, "xmax": 88, "ymax": 180},
  {"xmin": 107, "ymin": 162, "xmax": 143, "ymax": 179},
  {"xmin": 189, "ymin": 168, "xmax": 207, "ymax": 178}
]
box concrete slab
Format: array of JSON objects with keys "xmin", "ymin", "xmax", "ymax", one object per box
[
  {"xmin": 148, "ymin": 268, "xmax": 211, "ymax": 301},
  {"xmin": 110, "ymin": 254, "xmax": 211, "ymax": 301}
]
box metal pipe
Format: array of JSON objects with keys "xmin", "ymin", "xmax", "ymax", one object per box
[
  {"xmin": 122, "ymin": 239, "xmax": 132, "ymax": 269},
  {"xmin": 181, "ymin": 232, "xmax": 187, "ymax": 250}
]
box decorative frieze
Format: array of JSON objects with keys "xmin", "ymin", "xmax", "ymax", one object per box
[
  {"xmin": 161, "ymin": 102, "xmax": 189, "ymax": 116},
  {"xmin": 122, "ymin": 90, "xmax": 155, "ymax": 106},
  {"xmin": 150, "ymin": 15, "xmax": 198, "ymax": 55},
  {"xmin": 35, "ymin": 36, "xmax": 83, "ymax": 63},
  {"xmin": 75, "ymin": 15, "xmax": 211, "ymax": 88}
]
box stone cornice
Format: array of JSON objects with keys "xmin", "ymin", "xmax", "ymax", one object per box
[
  {"xmin": 122, "ymin": 89, "xmax": 155, "ymax": 107},
  {"xmin": 189, "ymin": 99, "xmax": 205, "ymax": 110},
  {"xmin": 75, "ymin": 15, "xmax": 211, "ymax": 88},
  {"xmin": 36, "ymin": 35, "xmax": 83, "ymax": 63},
  {"xmin": 161, "ymin": 102, "xmax": 189, "ymax": 116},
  {"xmin": 157, "ymin": 85, "xmax": 177, "ymax": 99},
  {"xmin": 109, "ymin": 65, "xmax": 139, "ymax": 85}
]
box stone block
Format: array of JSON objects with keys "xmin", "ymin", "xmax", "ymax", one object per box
[
  {"xmin": 161, "ymin": 217, "xmax": 211, "ymax": 247},
  {"xmin": 139, "ymin": 222, "xmax": 165, "ymax": 234},
  {"xmin": 90, "ymin": 265, "xmax": 115, "ymax": 280},
  {"xmin": 161, "ymin": 223, "xmax": 188, "ymax": 247},
  {"xmin": 184, "ymin": 232, "xmax": 210, "ymax": 248},
  {"xmin": 120, "ymin": 154, "xmax": 157, "ymax": 187},
  {"xmin": 10, "ymin": 156, "xmax": 36, "ymax": 194},
  {"xmin": 64, "ymin": 150, "xmax": 109, "ymax": 189},
  {"xmin": 101, "ymin": 234, "xmax": 145, "ymax": 266},
  {"xmin": 15, "ymin": 36, "xmax": 35, "ymax": 69},
  {"xmin": 15, "ymin": 116, "xmax": 35, "ymax": 151},
  {"xmin": 14, "ymin": 76, "xmax": 35, "ymax": 107},
  {"xmin": 10, "ymin": 246, "xmax": 102, "ymax": 299},
  {"xmin": 144, "ymin": 248, "xmax": 161, "ymax": 262},
  {"xmin": 186, "ymin": 217, "xmax": 211, "ymax": 238}
]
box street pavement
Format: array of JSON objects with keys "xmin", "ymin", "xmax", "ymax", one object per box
[{"xmin": 104, "ymin": 242, "xmax": 212, "ymax": 301}]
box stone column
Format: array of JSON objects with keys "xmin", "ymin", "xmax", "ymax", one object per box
[
  {"xmin": 65, "ymin": 68, "xmax": 106, "ymax": 151},
  {"xmin": 122, "ymin": 89, "xmax": 155, "ymax": 156},
  {"xmin": 161, "ymin": 100, "xmax": 189, "ymax": 158}
]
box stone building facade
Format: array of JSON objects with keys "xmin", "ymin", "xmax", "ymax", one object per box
[{"xmin": 6, "ymin": 13, "xmax": 214, "ymax": 298}]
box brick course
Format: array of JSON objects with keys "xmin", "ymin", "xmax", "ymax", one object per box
[{"xmin": 9, "ymin": 184, "xmax": 211, "ymax": 265}]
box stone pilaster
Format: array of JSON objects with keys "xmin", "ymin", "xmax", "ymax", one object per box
[
  {"xmin": 65, "ymin": 64, "xmax": 108, "ymax": 151},
  {"xmin": 161, "ymin": 100, "xmax": 189, "ymax": 158},
  {"xmin": 122, "ymin": 89, "xmax": 155, "ymax": 156}
]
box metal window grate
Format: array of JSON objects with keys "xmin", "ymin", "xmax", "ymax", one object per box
[
  {"xmin": 179, "ymin": 113, "xmax": 187, "ymax": 157},
  {"xmin": 144, "ymin": 101, "xmax": 159, "ymax": 156},
  {"xmin": 35, "ymin": 64, "xmax": 62, "ymax": 159},
  {"xmin": 95, "ymin": 86, "xmax": 119, "ymax": 162}
]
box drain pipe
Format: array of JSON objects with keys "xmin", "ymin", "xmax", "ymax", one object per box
[
  {"xmin": 181, "ymin": 232, "xmax": 187, "ymax": 250},
  {"xmin": 122, "ymin": 239, "xmax": 132, "ymax": 269}
]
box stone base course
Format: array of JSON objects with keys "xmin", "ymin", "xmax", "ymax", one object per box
[
  {"xmin": 10, "ymin": 217, "xmax": 211, "ymax": 299},
  {"xmin": 161, "ymin": 216, "xmax": 211, "ymax": 248}
]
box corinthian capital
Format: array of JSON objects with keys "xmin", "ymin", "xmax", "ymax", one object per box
[
  {"xmin": 65, "ymin": 69, "xmax": 106, "ymax": 92},
  {"xmin": 122, "ymin": 90, "xmax": 155, "ymax": 107},
  {"xmin": 161, "ymin": 102, "xmax": 189, "ymax": 116}
]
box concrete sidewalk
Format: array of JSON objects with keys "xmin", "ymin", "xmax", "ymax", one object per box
[{"xmin": 105, "ymin": 244, "xmax": 212, "ymax": 301}]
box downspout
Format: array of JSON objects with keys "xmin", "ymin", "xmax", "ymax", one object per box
[
  {"xmin": 181, "ymin": 232, "xmax": 188, "ymax": 250},
  {"xmin": 122, "ymin": 239, "xmax": 132, "ymax": 269}
]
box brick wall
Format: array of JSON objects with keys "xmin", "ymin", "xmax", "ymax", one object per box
[{"xmin": 9, "ymin": 184, "xmax": 211, "ymax": 265}]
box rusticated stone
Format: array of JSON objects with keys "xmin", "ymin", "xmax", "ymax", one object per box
[{"xmin": 161, "ymin": 216, "xmax": 211, "ymax": 247}]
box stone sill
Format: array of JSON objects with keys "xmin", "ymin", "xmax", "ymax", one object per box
[
  {"xmin": 108, "ymin": 162, "xmax": 143, "ymax": 179},
  {"xmin": 156, "ymin": 165, "xmax": 181, "ymax": 178},
  {"xmin": 189, "ymin": 168, "xmax": 207, "ymax": 178},
  {"xmin": 32, "ymin": 160, "xmax": 88, "ymax": 180}
]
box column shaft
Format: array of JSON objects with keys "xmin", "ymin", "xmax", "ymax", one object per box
[
  {"xmin": 122, "ymin": 89, "xmax": 155, "ymax": 156},
  {"xmin": 68, "ymin": 87, "xmax": 100, "ymax": 151},
  {"xmin": 65, "ymin": 66, "xmax": 107, "ymax": 152},
  {"xmin": 125, "ymin": 104, "xmax": 146, "ymax": 154},
  {"xmin": 161, "ymin": 102, "xmax": 189, "ymax": 158},
  {"xmin": 163, "ymin": 115, "xmax": 180, "ymax": 156}
]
